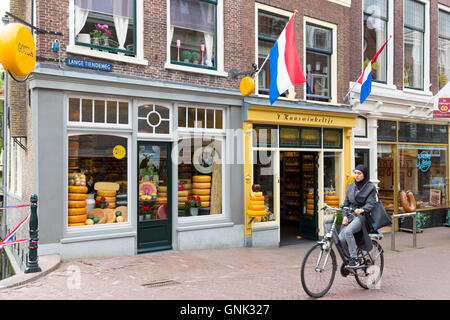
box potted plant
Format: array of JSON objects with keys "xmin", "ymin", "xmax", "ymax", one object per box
[
  {"xmin": 95, "ymin": 197, "xmax": 109, "ymax": 209},
  {"xmin": 140, "ymin": 204, "xmax": 152, "ymax": 220},
  {"xmin": 181, "ymin": 50, "xmax": 192, "ymax": 63},
  {"xmin": 90, "ymin": 24, "xmax": 103, "ymax": 46},
  {"xmin": 439, "ymin": 73, "xmax": 448, "ymax": 88},
  {"xmin": 191, "ymin": 51, "xmax": 200, "ymax": 64},
  {"xmin": 101, "ymin": 25, "xmax": 112, "ymax": 47},
  {"xmin": 185, "ymin": 196, "xmax": 201, "ymax": 216}
]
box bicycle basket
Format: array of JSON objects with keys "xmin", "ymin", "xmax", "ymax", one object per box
[{"xmin": 323, "ymin": 207, "xmax": 341, "ymax": 234}]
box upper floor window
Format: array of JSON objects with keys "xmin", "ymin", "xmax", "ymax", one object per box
[
  {"xmin": 363, "ymin": 0, "xmax": 388, "ymax": 83},
  {"xmin": 306, "ymin": 23, "xmax": 332, "ymax": 102},
  {"xmin": 257, "ymin": 10, "xmax": 289, "ymax": 95},
  {"xmin": 74, "ymin": 0, "xmax": 136, "ymax": 56},
  {"xmin": 439, "ymin": 9, "xmax": 450, "ymax": 90},
  {"xmin": 404, "ymin": 0, "xmax": 425, "ymax": 90},
  {"xmin": 169, "ymin": 0, "xmax": 217, "ymax": 70}
]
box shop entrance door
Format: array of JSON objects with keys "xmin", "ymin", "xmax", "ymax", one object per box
[
  {"xmin": 298, "ymin": 152, "xmax": 319, "ymax": 240},
  {"xmin": 137, "ymin": 142, "xmax": 172, "ymax": 253}
]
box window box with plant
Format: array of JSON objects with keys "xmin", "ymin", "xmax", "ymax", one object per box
[{"xmin": 185, "ymin": 196, "xmax": 201, "ymax": 216}]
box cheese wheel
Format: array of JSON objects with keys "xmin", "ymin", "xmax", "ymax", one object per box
[
  {"xmin": 96, "ymin": 196, "xmax": 116, "ymax": 202},
  {"xmin": 158, "ymin": 193, "xmax": 167, "ymax": 198},
  {"xmin": 306, "ymin": 209, "xmax": 314, "ymax": 215},
  {"xmin": 159, "ymin": 186, "xmax": 168, "ymax": 193},
  {"xmin": 183, "ymin": 184, "xmax": 192, "ymax": 190},
  {"xmin": 306, "ymin": 193, "xmax": 314, "ymax": 199},
  {"xmin": 97, "ymin": 190, "xmax": 116, "ymax": 197},
  {"xmin": 250, "ymin": 196, "xmax": 265, "ymax": 201},
  {"xmin": 201, "ymin": 201, "xmax": 210, "ymax": 207},
  {"xmin": 325, "ymin": 200, "xmax": 340, "ymax": 206},
  {"xmin": 325, "ymin": 195, "xmax": 339, "ymax": 201},
  {"xmin": 178, "ymin": 196, "xmax": 188, "ymax": 203},
  {"xmin": 192, "ymin": 189, "xmax": 211, "ymax": 195},
  {"xmin": 247, "ymin": 209, "xmax": 267, "ymax": 217},
  {"xmin": 104, "ymin": 209, "xmax": 116, "ymax": 223},
  {"xmin": 107, "ymin": 202, "xmax": 116, "ymax": 209},
  {"xmin": 68, "ymin": 200, "xmax": 87, "ymax": 208},
  {"xmin": 198, "ymin": 195, "xmax": 210, "ymax": 201},
  {"xmin": 251, "ymin": 192, "xmax": 263, "ymax": 197},
  {"xmin": 68, "ymin": 186, "xmax": 88, "ymax": 194},
  {"xmin": 193, "ymin": 175, "xmax": 211, "ymax": 183},
  {"xmin": 68, "ymin": 193, "xmax": 88, "ymax": 200},
  {"xmin": 68, "ymin": 223, "xmax": 86, "ymax": 227},
  {"xmin": 68, "ymin": 208, "xmax": 87, "ymax": 215},
  {"xmin": 68, "ymin": 214, "xmax": 87, "ymax": 224},
  {"xmin": 249, "ymin": 200, "xmax": 265, "ymax": 206},
  {"xmin": 248, "ymin": 204, "xmax": 265, "ymax": 211},
  {"xmin": 306, "ymin": 199, "xmax": 314, "ymax": 205},
  {"xmin": 192, "ymin": 182, "xmax": 211, "ymax": 189},
  {"xmin": 178, "ymin": 190, "xmax": 190, "ymax": 197},
  {"xmin": 94, "ymin": 182, "xmax": 120, "ymax": 191}
]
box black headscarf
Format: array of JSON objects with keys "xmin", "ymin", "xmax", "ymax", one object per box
[{"xmin": 354, "ymin": 164, "xmax": 370, "ymax": 190}]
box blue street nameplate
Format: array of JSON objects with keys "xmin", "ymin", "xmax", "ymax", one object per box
[{"xmin": 65, "ymin": 57, "xmax": 113, "ymax": 72}]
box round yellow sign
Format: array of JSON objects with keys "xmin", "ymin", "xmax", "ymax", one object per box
[
  {"xmin": 0, "ymin": 23, "xmax": 36, "ymax": 78},
  {"xmin": 113, "ymin": 145, "xmax": 126, "ymax": 160},
  {"xmin": 240, "ymin": 76, "xmax": 255, "ymax": 96}
]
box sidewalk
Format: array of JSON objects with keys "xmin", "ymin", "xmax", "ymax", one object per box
[{"xmin": 0, "ymin": 227, "xmax": 449, "ymax": 300}]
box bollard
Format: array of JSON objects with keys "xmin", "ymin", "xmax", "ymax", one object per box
[{"xmin": 25, "ymin": 194, "xmax": 41, "ymax": 273}]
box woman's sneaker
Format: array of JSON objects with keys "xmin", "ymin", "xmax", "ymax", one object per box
[{"xmin": 346, "ymin": 258, "xmax": 359, "ymax": 268}]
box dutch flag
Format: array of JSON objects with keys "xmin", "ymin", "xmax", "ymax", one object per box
[
  {"xmin": 357, "ymin": 36, "xmax": 391, "ymax": 104},
  {"xmin": 269, "ymin": 15, "xmax": 306, "ymax": 105}
]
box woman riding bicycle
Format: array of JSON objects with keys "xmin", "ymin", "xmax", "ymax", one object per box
[{"xmin": 340, "ymin": 164, "xmax": 377, "ymax": 268}]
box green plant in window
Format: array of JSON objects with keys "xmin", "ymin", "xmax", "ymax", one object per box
[
  {"xmin": 181, "ymin": 50, "xmax": 192, "ymax": 63},
  {"xmin": 191, "ymin": 51, "xmax": 200, "ymax": 64},
  {"xmin": 404, "ymin": 67, "xmax": 411, "ymax": 86},
  {"xmin": 439, "ymin": 73, "xmax": 448, "ymax": 87}
]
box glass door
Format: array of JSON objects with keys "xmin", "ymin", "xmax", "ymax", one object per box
[
  {"xmin": 137, "ymin": 142, "xmax": 172, "ymax": 253},
  {"xmin": 299, "ymin": 152, "xmax": 319, "ymax": 240}
]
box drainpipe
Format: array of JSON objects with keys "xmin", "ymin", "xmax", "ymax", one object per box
[{"xmin": 1, "ymin": 72, "xmax": 7, "ymax": 240}]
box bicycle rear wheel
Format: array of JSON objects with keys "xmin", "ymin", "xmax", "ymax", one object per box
[
  {"xmin": 301, "ymin": 243, "xmax": 337, "ymax": 298},
  {"xmin": 355, "ymin": 240, "xmax": 384, "ymax": 289}
]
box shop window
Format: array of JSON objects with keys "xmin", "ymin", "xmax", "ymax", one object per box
[
  {"xmin": 355, "ymin": 149, "xmax": 370, "ymax": 171},
  {"xmin": 323, "ymin": 129, "xmax": 342, "ymax": 148},
  {"xmin": 74, "ymin": 0, "xmax": 136, "ymax": 56},
  {"xmin": 377, "ymin": 144, "xmax": 395, "ymax": 211},
  {"xmin": 324, "ymin": 152, "xmax": 342, "ymax": 205},
  {"xmin": 69, "ymin": 98, "xmax": 129, "ymax": 126},
  {"xmin": 398, "ymin": 122, "xmax": 448, "ymax": 144},
  {"xmin": 253, "ymin": 150, "xmax": 276, "ymax": 223},
  {"xmin": 138, "ymin": 104, "xmax": 171, "ymax": 134},
  {"xmin": 300, "ymin": 128, "xmax": 321, "ymax": 148},
  {"xmin": 252, "ymin": 124, "xmax": 278, "ymax": 148},
  {"xmin": 169, "ymin": 0, "xmax": 217, "ymax": 69},
  {"xmin": 355, "ymin": 116, "xmax": 368, "ymax": 138},
  {"xmin": 306, "ymin": 23, "xmax": 332, "ymax": 102},
  {"xmin": 257, "ymin": 10, "xmax": 289, "ymax": 95},
  {"xmin": 377, "ymin": 120, "xmax": 396, "ymax": 142},
  {"xmin": 438, "ymin": 9, "xmax": 450, "ymax": 90},
  {"xmin": 399, "ymin": 145, "xmax": 448, "ymax": 210},
  {"xmin": 178, "ymin": 106, "xmax": 223, "ymax": 130},
  {"xmin": 363, "ymin": 0, "xmax": 388, "ymax": 83},
  {"xmin": 279, "ymin": 127, "xmax": 300, "ymax": 147},
  {"xmin": 68, "ymin": 135, "xmax": 128, "ymax": 228},
  {"xmin": 404, "ymin": 0, "xmax": 425, "ymax": 90},
  {"xmin": 177, "ymin": 137, "xmax": 223, "ymax": 217}
]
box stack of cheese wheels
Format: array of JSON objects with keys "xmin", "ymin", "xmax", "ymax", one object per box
[
  {"xmin": 95, "ymin": 182, "xmax": 120, "ymax": 209},
  {"xmin": 247, "ymin": 191, "xmax": 267, "ymax": 217},
  {"xmin": 306, "ymin": 193, "xmax": 315, "ymax": 215},
  {"xmin": 325, "ymin": 191, "xmax": 339, "ymax": 208},
  {"xmin": 192, "ymin": 176, "xmax": 211, "ymax": 208},
  {"xmin": 177, "ymin": 179, "xmax": 192, "ymax": 208},
  {"xmin": 68, "ymin": 185, "xmax": 88, "ymax": 226}
]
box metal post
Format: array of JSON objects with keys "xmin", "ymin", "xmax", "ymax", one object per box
[
  {"xmin": 25, "ymin": 194, "xmax": 41, "ymax": 273},
  {"xmin": 391, "ymin": 214, "xmax": 395, "ymax": 251},
  {"xmin": 413, "ymin": 213, "xmax": 417, "ymax": 248}
]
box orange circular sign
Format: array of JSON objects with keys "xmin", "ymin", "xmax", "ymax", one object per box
[{"xmin": 240, "ymin": 76, "xmax": 255, "ymax": 96}]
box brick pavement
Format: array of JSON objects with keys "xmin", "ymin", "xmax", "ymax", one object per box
[{"xmin": 0, "ymin": 227, "xmax": 449, "ymax": 300}]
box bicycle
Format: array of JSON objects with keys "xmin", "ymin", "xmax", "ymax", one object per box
[{"xmin": 300, "ymin": 205, "xmax": 384, "ymax": 298}]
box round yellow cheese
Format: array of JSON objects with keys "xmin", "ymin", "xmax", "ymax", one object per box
[
  {"xmin": 248, "ymin": 204, "xmax": 265, "ymax": 211},
  {"xmin": 97, "ymin": 190, "xmax": 116, "ymax": 197},
  {"xmin": 193, "ymin": 182, "xmax": 211, "ymax": 189},
  {"xmin": 96, "ymin": 196, "xmax": 116, "ymax": 203},
  {"xmin": 198, "ymin": 195, "xmax": 210, "ymax": 201},
  {"xmin": 193, "ymin": 175, "xmax": 211, "ymax": 183},
  {"xmin": 68, "ymin": 186, "xmax": 88, "ymax": 194},
  {"xmin": 249, "ymin": 200, "xmax": 265, "ymax": 206},
  {"xmin": 68, "ymin": 193, "xmax": 88, "ymax": 201},
  {"xmin": 68, "ymin": 200, "xmax": 87, "ymax": 208},
  {"xmin": 192, "ymin": 189, "xmax": 211, "ymax": 195},
  {"xmin": 251, "ymin": 192, "xmax": 263, "ymax": 197},
  {"xmin": 178, "ymin": 196, "xmax": 188, "ymax": 203},
  {"xmin": 159, "ymin": 186, "xmax": 167, "ymax": 193},
  {"xmin": 247, "ymin": 210, "xmax": 267, "ymax": 217},
  {"xmin": 201, "ymin": 201, "xmax": 210, "ymax": 207},
  {"xmin": 68, "ymin": 208, "xmax": 87, "ymax": 216},
  {"xmin": 178, "ymin": 190, "xmax": 190, "ymax": 197},
  {"xmin": 68, "ymin": 214, "xmax": 87, "ymax": 224},
  {"xmin": 250, "ymin": 196, "xmax": 265, "ymax": 201},
  {"xmin": 68, "ymin": 223, "xmax": 86, "ymax": 227}
]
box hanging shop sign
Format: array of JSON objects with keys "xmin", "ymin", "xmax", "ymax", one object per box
[
  {"xmin": 417, "ymin": 151, "xmax": 432, "ymax": 173},
  {"xmin": 0, "ymin": 23, "xmax": 36, "ymax": 78},
  {"xmin": 433, "ymin": 82, "xmax": 450, "ymax": 118},
  {"xmin": 65, "ymin": 57, "xmax": 113, "ymax": 72}
]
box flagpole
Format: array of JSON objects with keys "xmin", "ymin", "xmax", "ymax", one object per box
[
  {"xmin": 253, "ymin": 10, "xmax": 299, "ymax": 79},
  {"xmin": 343, "ymin": 35, "xmax": 392, "ymax": 103}
]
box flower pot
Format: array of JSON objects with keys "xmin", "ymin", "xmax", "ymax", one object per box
[
  {"xmin": 102, "ymin": 37, "xmax": 109, "ymax": 47},
  {"xmin": 139, "ymin": 215, "xmax": 145, "ymax": 222},
  {"xmin": 92, "ymin": 37, "xmax": 100, "ymax": 46},
  {"xmin": 189, "ymin": 207, "xmax": 199, "ymax": 216},
  {"xmin": 145, "ymin": 214, "xmax": 152, "ymax": 220},
  {"xmin": 77, "ymin": 33, "xmax": 91, "ymax": 44}
]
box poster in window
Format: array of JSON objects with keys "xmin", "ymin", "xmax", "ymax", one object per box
[{"xmin": 430, "ymin": 189, "xmax": 441, "ymax": 207}]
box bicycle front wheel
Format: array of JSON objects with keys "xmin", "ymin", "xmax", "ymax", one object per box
[{"xmin": 301, "ymin": 243, "xmax": 337, "ymax": 298}]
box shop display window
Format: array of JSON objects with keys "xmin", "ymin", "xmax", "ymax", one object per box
[
  {"xmin": 280, "ymin": 127, "xmax": 300, "ymax": 147},
  {"xmin": 377, "ymin": 120, "xmax": 396, "ymax": 142},
  {"xmin": 323, "ymin": 129, "xmax": 342, "ymax": 148},
  {"xmin": 323, "ymin": 152, "xmax": 342, "ymax": 207},
  {"xmin": 138, "ymin": 104, "xmax": 170, "ymax": 134},
  {"xmin": 74, "ymin": 0, "xmax": 136, "ymax": 55},
  {"xmin": 438, "ymin": 10, "xmax": 450, "ymax": 90},
  {"xmin": 253, "ymin": 151, "xmax": 276, "ymax": 223},
  {"xmin": 398, "ymin": 122, "xmax": 448, "ymax": 144},
  {"xmin": 69, "ymin": 98, "xmax": 129, "ymax": 126},
  {"xmin": 377, "ymin": 144, "xmax": 395, "ymax": 211},
  {"xmin": 399, "ymin": 145, "xmax": 448, "ymax": 211},
  {"xmin": 169, "ymin": 0, "xmax": 217, "ymax": 69},
  {"xmin": 177, "ymin": 137, "xmax": 223, "ymax": 217},
  {"xmin": 253, "ymin": 124, "xmax": 278, "ymax": 147},
  {"xmin": 178, "ymin": 106, "xmax": 223, "ymax": 130},
  {"xmin": 68, "ymin": 135, "xmax": 128, "ymax": 227},
  {"xmin": 300, "ymin": 128, "xmax": 321, "ymax": 147}
]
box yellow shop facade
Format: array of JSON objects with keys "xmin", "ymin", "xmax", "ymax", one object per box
[{"xmin": 242, "ymin": 96, "xmax": 358, "ymax": 247}]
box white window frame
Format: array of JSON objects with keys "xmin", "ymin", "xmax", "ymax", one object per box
[
  {"xmin": 304, "ymin": 17, "xmax": 338, "ymax": 105},
  {"xmin": 64, "ymin": 131, "xmax": 132, "ymax": 234},
  {"xmin": 67, "ymin": 0, "xmax": 148, "ymax": 66},
  {"xmin": 403, "ymin": 0, "xmax": 431, "ymax": 94},
  {"xmin": 67, "ymin": 95, "xmax": 132, "ymax": 130},
  {"xmin": 254, "ymin": 3, "xmax": 295, "ymax": 100},
  {"xmin": 165, "ymin": 0, "xmax": 227, "ymax": 77},
  {"xmin": 177, "ymin": 105, "xmax": 226, "ymax": 135},
  {"xmin": 438, "ymin": 4, "xmax": 450, "ymax": 89},
  {"xmin": 136, "ymin": 102, "xmax": 173, "ymax": 140}
]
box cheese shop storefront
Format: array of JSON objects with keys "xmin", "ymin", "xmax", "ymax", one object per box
[{"xmin": 242, "ymin": 98, "xmax": 357, "ymax": 246}]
